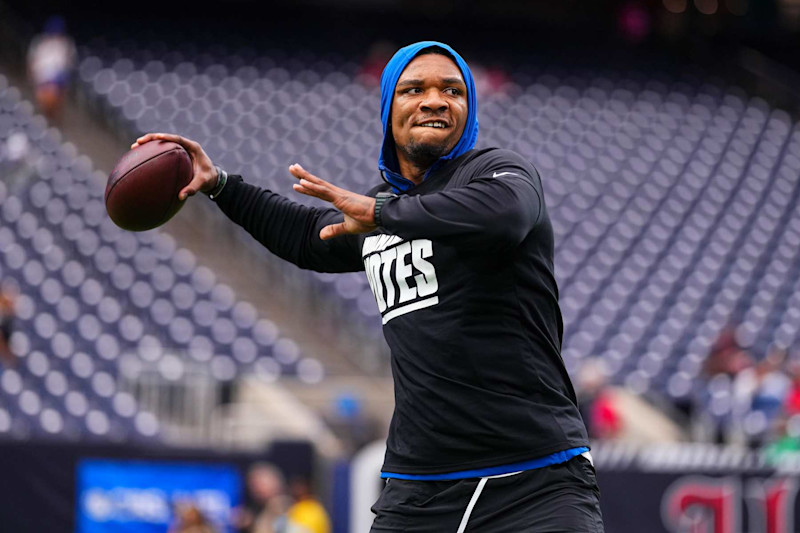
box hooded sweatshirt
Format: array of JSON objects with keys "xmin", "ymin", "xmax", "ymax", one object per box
[
  {"xmin": 214, "ymin": 42, "xmax": 590, "ymax": 477},
  {"xmin": 377, "ymin": 41, "xmax": 479, "ymax": 193}
]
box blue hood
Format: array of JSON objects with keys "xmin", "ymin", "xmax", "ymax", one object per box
[{"xmin": 378, "ymin": 41, "xmax": 479, "ymax": 193}]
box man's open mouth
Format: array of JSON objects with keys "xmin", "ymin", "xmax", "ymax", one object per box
[{"xmin": 416, "ymin": 121, "xmax": 448, "ymax": 129}]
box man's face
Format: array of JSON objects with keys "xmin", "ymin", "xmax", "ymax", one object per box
[{"xmin": 390, "ymin": 53, "xmax": 468, "ymax": 168}]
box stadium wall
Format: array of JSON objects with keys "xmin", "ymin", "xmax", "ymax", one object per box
[
  {"xmin": 0, "ymin": 439, "xmax": 314, "ymax": 532},
  {"xmin": 348, "ymin": 441, "xmax": 800, "ymax": 533}
]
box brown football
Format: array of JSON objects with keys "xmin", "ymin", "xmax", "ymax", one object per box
[{"xmin": 105, "ymin": 140, "xmax": 193, "ymax": 232}]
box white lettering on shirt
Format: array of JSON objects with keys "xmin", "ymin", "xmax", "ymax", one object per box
[{"xmin": 362, "ymin": 236, "xmax": 439, "ymax": 324}]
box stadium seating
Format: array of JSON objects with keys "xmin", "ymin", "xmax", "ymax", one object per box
[
  {"xmin": 6, "ymin": 39, "xmax": 800, "ymax": 445},
  {"xmin": 0, "ymin": 74, "xmax": 325, "ymax": 441},
  {"xmin": 73, "ymin": 42, "xmax": 800, "ymax": 436}
]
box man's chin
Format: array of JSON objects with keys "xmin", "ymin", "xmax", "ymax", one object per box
[{"xmin": 402, "ymin": 141, "xmax": 451, "ymax": 167}]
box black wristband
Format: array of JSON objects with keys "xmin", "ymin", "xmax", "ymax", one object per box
[
  {"xmin": 374, "ymin": 192, "xmax": 395, "ymax": 227},
  {"xmin": 206, "ymin": 166, "xmax": 228, "ymax": 201}
]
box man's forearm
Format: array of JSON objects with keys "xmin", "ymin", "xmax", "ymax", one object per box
[{"xmin": 214, "ymin": 175, "xmax": 362, "ymax": 272}]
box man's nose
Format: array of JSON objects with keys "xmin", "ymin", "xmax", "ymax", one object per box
[{"xmin": 420, "ymin": 89, "xmax": 447, "ymax": 112}]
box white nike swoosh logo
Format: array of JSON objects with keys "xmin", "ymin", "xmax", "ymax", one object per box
[{"xmin": 492, "ymin": 171, "xmax": 519, "ymax": 178}]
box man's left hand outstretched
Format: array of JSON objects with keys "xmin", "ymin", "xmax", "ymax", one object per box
[{"xmin": 289, "ymin": 164, "xmax": 378, "ymax": 240}]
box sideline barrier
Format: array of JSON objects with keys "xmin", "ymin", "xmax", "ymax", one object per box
[
  {"xmin": 595, "ymin": 441, "xmax": 798, "ymax": 533},
  {"xmin": 349, "ymin": 440, "xmax": 800, "ymax": 533},
  {"xmin": 0, "ymin": 439, "xmax": 313, "ymax": 532}
]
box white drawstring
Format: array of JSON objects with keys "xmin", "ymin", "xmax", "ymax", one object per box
[
  {"xmin": 456, "ymin": 471, "xmax": 523, "ymax": 533},
  {"xmin": 454, "ymin": 453, "xmax": 592, "ymax": 532},
  {"xmin": 581, "ymin": 451, "xmax": 593, "ymax": 466},
  {"xmin": 456, "ymin": 477, "xmax": 487, "ymax": 533}
]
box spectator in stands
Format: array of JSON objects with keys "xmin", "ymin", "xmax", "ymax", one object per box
[
  {"xmin": 764, "ymin": 414, "xmax": 800, "ymax": 464},
  {"xmin": 357, "ymin": 41, "xmax": 395, "ymax": 87},
  {"xmin": 697, "ymin": 329, "xmax": 798, "ymax": 446},
  {"xmin": 577, "ymin": 358, "xmax": 622, "ymax": 440},
  {"xmin": 735, "ymin": 346, "xmax": 791, "ymax": 447},
  {"xmin": 1, "ymin": 131, "xmax": 37, "ymax": 191},
  {"xmin": 0, "ymin": 282, "xmax": 17, "ymax": 368},
  {"xmin": 286, "ymin": 477, "xmax": 331, "ymax": 533},
  {"xmin": 236, "ymin": 462, "xmax": 290, "ymax": 533},
  {"xmin": 781, "ymin": 358, "xmax": 800, "ymax": 416},
  {"xmin": 26, "ymin": 16, "xmax": 76, "ymax": 124},
  {"xmin": 704, "ymin": 324, "xmax": 753, "ymax": 378},
  {"xmin": 470, "ymin": 63, "xmax": 512, "ymax": 96},
  {"xmin": 578, "ymin": 358, "xmax": 684, "ymax": 443},
  {"xmin": 323, "ymin": 392, "xmax": 380, "ymax": 455},
  {"xmin": 169, "ymin": 501, "xmax": 217, "ymax": 533},
  {"xmin": 695, "ymin": 325, "xmax": 751, "ymax": 442}
]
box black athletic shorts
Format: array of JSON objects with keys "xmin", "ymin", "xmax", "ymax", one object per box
[{"xmin": 370, "ymin": 455, "xmax": 604, "ymax": 532}]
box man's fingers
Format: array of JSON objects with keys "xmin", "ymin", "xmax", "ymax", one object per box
[
  {"xmin": 299, "ymin": 178, "xmax": 333, "ymax": 198},
  {"xmin": 320, "ymin": 222, "xmax": 348, "ymax": 241},
  {"xmin": 131, "ymin": 135, "xmax": 154, "ymax": 149},
  {"xmin": 292, "ymin": 183, "xmax": 313, "ymax": 197},
  {"xmin": 178, "ymin": 186, "xmax": 195, "ymax": 201},
  {"xmin": 131, "ymin": 133, "xmax": 193, "ymax": 151},
  {"xmin": 178, "ymin": 176, "xmax": 206, "ymax": 200},
  {"xmin": 289, "ymin": 163, "xmax": 327, "ymax": 186},
  {"xmin": 288, "ymin": 163, "xmax": 311, "ymax": 179},
  {"xmin": 179, "ymin": 182, "xmax": 200, "ymax": 200},
  {"xmin": 132, "ymin": 133, "xmax": 176, "ymax": 147},
  {"xmin": 290, "ymin": 164, "xmax": 337, "ymax": 202},
  {"xmin": 292, "ymin": 181, "xmax": 332, "ymax": 202},
  {"xmin": 131, "ymin": 133, "xmax": 158, "ymax": 148}
]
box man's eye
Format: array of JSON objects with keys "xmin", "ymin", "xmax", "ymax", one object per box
[
  {"xmin": 445, "ymin": 88, "xmax": 462, "ymax": 96},
  {"xmin": 406, "ymin": 88, "xmax": 422, "ymax": 94}
]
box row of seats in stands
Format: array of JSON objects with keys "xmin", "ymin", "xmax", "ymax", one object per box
[{"xmin": 0, "ymin": 74, "xmax": 325, "ymax": 442}]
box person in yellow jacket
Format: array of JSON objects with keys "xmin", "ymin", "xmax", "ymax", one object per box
[{"xmin": 286, "ymin": 479, "xmax": 331, "ymax": 533}]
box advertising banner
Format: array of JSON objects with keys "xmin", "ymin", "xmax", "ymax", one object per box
[
  {"xmin": 76, "ymin": 459, "xmax": 243, "ymax": 533},
  {"xmin": 594, "ymin": 442, "xmax": 800, "ymax": 533}
]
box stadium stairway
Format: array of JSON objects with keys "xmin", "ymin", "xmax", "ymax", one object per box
[
  {"xmin": 0, "ymin": 54, "xmax": 381, "ymax": 380},
  {"xmin": 0, "ymin": 56, "xmax": 398, "ymax": 446}
]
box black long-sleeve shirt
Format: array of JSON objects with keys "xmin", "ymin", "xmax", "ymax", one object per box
[{"xmin": 215, "ymin": 147, "xmax": 589, "ymax": 475}]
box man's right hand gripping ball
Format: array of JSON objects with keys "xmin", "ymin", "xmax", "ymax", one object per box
[{"xmin": 132, "ymin": 133, "xmax": 219, "ymax": 201}]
